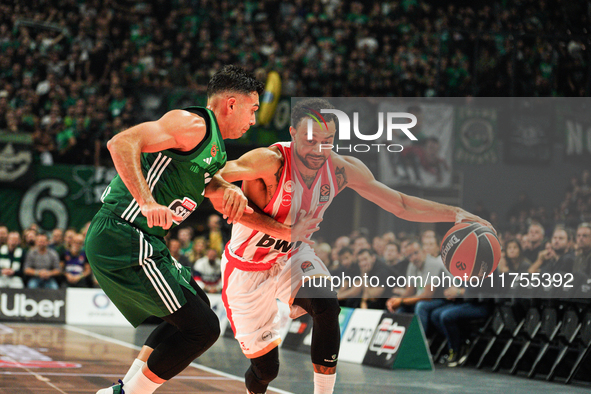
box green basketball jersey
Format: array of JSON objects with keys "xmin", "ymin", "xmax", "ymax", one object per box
[{"xmin": 100, "ymin": 106, "xmax": 227, "ymax": 237}]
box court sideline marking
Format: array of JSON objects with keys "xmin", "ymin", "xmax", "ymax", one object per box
[{"xmin": 64, "ymin": 325, "xmax": 295, "ymax": 394}]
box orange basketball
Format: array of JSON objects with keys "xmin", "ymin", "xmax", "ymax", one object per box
[{"xmin": 440, "ymin": 222, "xmax": 501, "ymax": 279}]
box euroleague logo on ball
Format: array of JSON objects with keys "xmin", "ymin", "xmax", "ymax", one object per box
[{"xmin": 455, "ymin": 261, "xmax": 467, "ymax": 271}]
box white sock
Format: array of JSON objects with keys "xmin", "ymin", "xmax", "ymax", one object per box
[
  {"xmin": 124, "ymin": 368, "xmax": 163, "ymax": 394},
  {"xmin": 313, "ymin": 372, "xmax": 336, "ymax": 394},
  {"xmin": 122, "ymin": 359, "xmax": 146, "ymax": 384}
]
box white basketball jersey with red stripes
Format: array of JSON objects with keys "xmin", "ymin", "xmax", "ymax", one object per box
[{"xmin": 225, "ymin": 141, "xmax": 339, "ymax": 270}]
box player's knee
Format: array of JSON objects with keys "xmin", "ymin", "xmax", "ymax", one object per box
[
  {"xmin": 250, "ymin": 350, "xmax": 280, "ymax": 384},
  {"xmin": 177, "ymin": 307, "xmax": 220, "ymax": 350},
  {"xmin": 310, "ymin": 295, "xmax": 341, "ymax": 321},
  {"xmin": 200, "ymin": 309, "xmax": 221, "ymax": 347}
]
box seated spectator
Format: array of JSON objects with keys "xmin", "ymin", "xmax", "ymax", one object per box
[
  {"xmin": 386, "ymin": 240, "xmax": 444, "ymax": 316},
  {"xmin": 422, "ymin": 234, "xmax": 440, "ymax": 258},
  {"xmin": 356, "ymin": 248, "xmax": 393, "ymax": 309},
  {"xmin": 62, "ymin": 234, "xmax": 91, "ymax": 287},
  {"xmin": 0, "ymin": 225, "xmax": 8, "ymax": 246},
  {"xmin": 177, "ymin": 227, "xmax": 194, "ymax": 257},
  {"xmin": 352, "ymin": 236, "xmax": 371, "ymax": 256},
  {"xmin": 573, "ymin": 222, "xmax": 591, "ymax": 277},
  {"xmin": 430, "ymin": 281, "xmax": 494, "ymax": 367},
  {"xmin": 528, "ymin": 225, "xmax": 575, "ymax": 275},
  {"xmin": 498, "ymin": 239, "xmax": 531, "ymax": 274},
  {"xmin": 0, "ymin": 231, "xmax": 25, "ymax": 288},
  {"xmin": 372, "ymin": 235, "xmax": 387, "ymax": 258},
  {"xmin": 522, "ymin": 221, "xmax": 546, "ymax": 263},
  {"xmin": 205, "ymin": 214, "xmax": 228, "ymax": 256},
  {"xmin": 50, "ymin": 228, "xmax": 65, "ymax": 254},
  {"xmin": 24, "ymin": 233, "xmax": 61, "ymax": 289},
  {"xmin": 314, "ymin": 242, "xmax": 332, "ymax": 270},
  {"xmin": 168, "ymin": 238, "xmax": 191, "ymax": 268},
  {"xmin": 192, "ymin": 248, "xmax": 222, "ymax": 293},
  {"xmin": 186, "ymin": 236, "xmax": 207, "ymax": 265},
  {"xmin": 383, "ymin": 241, "xmax": 408, "ymax": 296},
  {"xmin": 333, "ymin": 247, "xmax": 359, "ymax": 280}
]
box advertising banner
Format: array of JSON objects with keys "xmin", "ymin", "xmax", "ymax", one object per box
[
  {"xmin": 65, "ymin": 288, "xmax": 130, "ymax": 327},
  {"xmin": 363, "ymin": 313, "xmax": 432, "ymax": 370},
  {"xmin": 0, "ymin": 289, "xmax": 66, "ymax": 323},
  {"xmin": 338, "ymin": 309, "xmax": 383, "ymax": 364}
]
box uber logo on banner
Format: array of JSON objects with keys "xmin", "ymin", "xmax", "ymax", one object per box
[
  {"xmin": 338, "ymin": 309, "xmax": 383, "ymax": 364},
  {"xmin": 0, "ymin": 289, "xmax": 66, "ymax": 323}
]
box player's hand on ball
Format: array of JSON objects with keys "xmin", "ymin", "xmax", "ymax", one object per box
[
  {"xmin": 291, "ymin": 210, "xmax": 322, "ymax": 245},
  {"xmin": 455, "ymin": 208, "xmax": 496, "ymax": 235},
  {"xmin": 141, "ymin": 201, "xmax": 183, "ymax": 230},
  {"xmin": 222, "ymin": 185, "xmax": 254, "ymax": 224}
]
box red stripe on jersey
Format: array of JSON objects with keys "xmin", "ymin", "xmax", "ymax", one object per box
[
  {"xmin": 235, "ymin": 229, "xmax": 258, "ymax": 257},
  {"xmin": 225, "ymin": 248, "xmax": 274, "ymax": 271},
  {"xmin": 221, "ymin": 258, "xmax": 237, "ymax": 335}
]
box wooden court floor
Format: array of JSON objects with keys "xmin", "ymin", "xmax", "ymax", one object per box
[{"xmin": 0, "ymin": 323, "xmax": 290, "ymax": 394}]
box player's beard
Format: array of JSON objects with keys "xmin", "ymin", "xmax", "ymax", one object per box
[{"xmin": 296, "ymin": 148, "xmax": 327, "ymax": 171}]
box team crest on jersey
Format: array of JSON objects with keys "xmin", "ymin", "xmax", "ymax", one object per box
[
  {"xmin": 283, "ymin": 180, "xmax": 294, "ymax": 193},
  {"xmin": 301, "ymin": 261, "xmax": 315, "ymax": 273},
  {"xmin": 320, "ymin": 184, "xmax": 330, "ymax": 203},
  {"xmin": 168, "ymin": 197, "xmax": 197, "ymax": 224},
  {"xmin": 211, "ymin": 143, "xmax": 218, "ymax": 157}
]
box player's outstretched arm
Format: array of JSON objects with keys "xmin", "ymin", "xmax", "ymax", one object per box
[
  {"xmin": 107, "ymin": 110, "xmax": 204, "ymax": 229},
  {"xmin": 333, "ymin": 154, "xmax": 494, "ymax": 229}
]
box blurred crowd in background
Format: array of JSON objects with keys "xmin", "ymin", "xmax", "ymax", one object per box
[{"xmin": 1, "ymin": 0, "xmax": 589, "ymax": 165}]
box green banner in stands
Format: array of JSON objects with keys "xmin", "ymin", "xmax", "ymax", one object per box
[
  {"xmin": 362, "ymin": 313, "xmax": 433, "ymax": 370},
  {"xmin": 0, "ymin": 164, "xmax": 116, "ymax": 232}
]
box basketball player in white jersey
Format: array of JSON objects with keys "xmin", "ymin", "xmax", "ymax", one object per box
[{"xmin": 218, "ymin": 98, "xmax": 493, "ymax": 394}]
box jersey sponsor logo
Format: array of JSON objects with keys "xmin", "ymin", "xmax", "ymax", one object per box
[
  {"xmin": 368, "ymin": 318, "xmax": 406, "ymax": 360},
  {"xmin": 262, "ymin": 330, "xmax": 272, "ymax": 341},
  {"xmin": 211, "ymin": 143, "xmax": 218, "ymax": 157},
  {"xmin": 283, "ymin": 180, "xmax": 294, "ymax": 193},
  {"xmin": 255, "ymin": 234, "xmax": 300, "ymax": 253},
  {"xmin": 203, "ymin": 157, "xmax": 212, "ymax": 165},
  {"xmin": 320, "ymin": 184, "xmax": 330, "ymax": 203},
  {"xmin": 301, "ymin": 261, "xmax": 315, "ymax": 273},
  {"xmin": 281, "ymin": 193, "xmax": 292, "ymax": 207},
  {"xmin": 168, "ymin": 197, "xmax": 197, "ymax": 224}
]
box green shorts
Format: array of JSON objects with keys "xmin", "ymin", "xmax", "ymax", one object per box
[{"xmin": 85, "ymin": 207, "xmax": 195, "ymax": 327}]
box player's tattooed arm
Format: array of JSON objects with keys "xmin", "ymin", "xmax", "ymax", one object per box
[
  {"xmin": 274, "ymin": 164, "xmax": 283, "ymax": 184},
  {"xmin": 335, "ymin": 154, "xmax": 469, "ymax": 224},
  {"xmin": 335, "ymin": 166, "xmax": 347, "ymax": 191}
]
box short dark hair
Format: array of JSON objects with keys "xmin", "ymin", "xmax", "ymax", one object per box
[
  {"xmin": 291, "ymin": 98, "xmax": 338, "ymax": 130},
  {"xmin": 357, "ymin": 248, "xmax": 376, "ymax": 257},
  {"xmin": 338, "ymin": 247, "xmax": 353, "ymax": 257},
  {"xmin": 207, "ymin": 65, "xmax": 264, "ymax": 99}
]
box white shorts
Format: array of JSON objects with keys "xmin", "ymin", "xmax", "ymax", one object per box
[{"xmin": 221, "ymin": 245, "xmax": 330, "ymax": 358}]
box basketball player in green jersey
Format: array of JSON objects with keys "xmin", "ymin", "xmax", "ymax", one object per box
[{"xmin": 86, "ymin": 65, "xmax": 291, "ymax": 394}]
